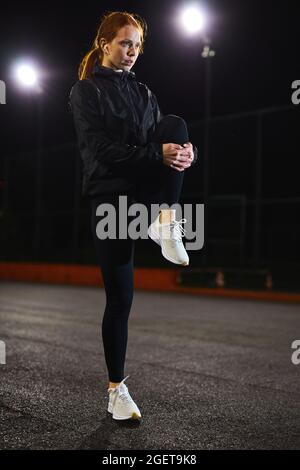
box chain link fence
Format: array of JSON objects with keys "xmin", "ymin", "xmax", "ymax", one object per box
[{"xmin": 0, "ymin": 105, "xmax": 299, "ymax": 290}]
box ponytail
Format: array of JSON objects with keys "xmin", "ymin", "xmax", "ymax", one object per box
[{"xmin": 78, "ymin": 47, "xmax": 99, "ymax": 80}]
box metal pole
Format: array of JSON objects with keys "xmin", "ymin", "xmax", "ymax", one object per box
[
  {"xmin": 253, "ymin": 113, "xmax": 263, "ymax": 267},
  {"xmin": 201, "ymin": 43, "xmax": 215, "ymax": 267},
  {"xmin": 33, "ymin": 98, "xmax": 43, "ymax": 261}
]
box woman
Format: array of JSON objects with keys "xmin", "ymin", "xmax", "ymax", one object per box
[{"xmin": 69, "ymin": 11, "xmax": 198, "ymax": 421}]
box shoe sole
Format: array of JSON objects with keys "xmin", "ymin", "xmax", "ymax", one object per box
[
  {"xmin": 108, "ymin": 408, "xmax": 141, "ymax": 420},
  {"xmin": 147, "ymin": 223, "xmax": 189, "ymax": 266}
]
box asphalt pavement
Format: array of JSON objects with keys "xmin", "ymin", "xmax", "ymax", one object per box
[{"xmin": 0, "ymin": 281, "xmax": 299, "ymax": 450}]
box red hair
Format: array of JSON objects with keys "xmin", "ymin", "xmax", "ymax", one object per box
[{"xmin": 78, "ymin": 11, "xmax": 147, "ymax": 80}]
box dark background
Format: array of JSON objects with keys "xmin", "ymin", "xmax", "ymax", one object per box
[
  {"xmin": 0, "ymin": 0, "xmax": 299, "ymax": 290},
  {"xmin": 1, "ymin": 0, "xmax": 299, "ymax": 145}
]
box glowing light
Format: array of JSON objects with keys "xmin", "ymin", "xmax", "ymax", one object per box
[
  {"xmin": 180, "ymin": 5, "xmax": 206, "ymax": 34},
  {"xmin": 15, "ymin": 63, "xmax": 38, "ymax": 87}
]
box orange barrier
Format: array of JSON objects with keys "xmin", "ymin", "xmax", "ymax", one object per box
[{"xmin": 0, "ymin": 262, "xmax": 300, "ymax": 304}]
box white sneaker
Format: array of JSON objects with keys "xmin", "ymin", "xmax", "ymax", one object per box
[
  {"xmin": 147, "ymin": 214, "xmax": 189, "ymax": 266},
  {"xmin": 107, "ymin": 375, "xmax": 141, "ymax": 421}
]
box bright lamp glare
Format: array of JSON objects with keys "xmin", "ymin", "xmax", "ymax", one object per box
[
  {"xmin": 16, "ymin": 64, "xmax": 38, "ymax": 87},
  {"xmin": 181, "ymin": 6, "xmax": 206, "ymax": 33}
]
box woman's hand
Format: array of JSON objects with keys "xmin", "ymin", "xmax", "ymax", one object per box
[
  {"xmin": 182, "ymin": 142, "xmax": 194, "ymax": 163},
  {"xmin": 162, "ymin": 142, "xmax": 194, "ymax": 172}
]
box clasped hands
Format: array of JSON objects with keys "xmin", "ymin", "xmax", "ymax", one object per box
[{"xmin": 162, "ymin": 142, "xmax": 194, "ymax": 172}]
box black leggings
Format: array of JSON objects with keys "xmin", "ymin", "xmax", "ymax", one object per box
[{"xmin": 90, "ymin": 115, "xmax": 189, "ymax": 382}]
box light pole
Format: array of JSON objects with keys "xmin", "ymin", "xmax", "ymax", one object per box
[
  {"xmin": 179, "ymin": 4, "xmax": 216, "ymax": 266},
  {"xmin": 13, "ymin": 60, "xmax": 43, "ymax": 261},
  {"xmin": 201, "ymin": 38, "xmax": 215, "ymax": 266}
]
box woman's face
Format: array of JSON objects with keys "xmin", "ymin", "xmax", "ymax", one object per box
[{"xmin": 101, "ymin": 25, "xmax": 141, "ymax": 71}]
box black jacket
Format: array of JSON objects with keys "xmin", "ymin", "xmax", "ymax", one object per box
[{"xmin": 69, "ymin": 61, "xmax": 198, "ymax": 198}]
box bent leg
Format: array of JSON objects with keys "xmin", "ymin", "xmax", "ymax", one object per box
[{"xmin": 135, "ymin": 114, "xmax": 190, "ymax": 207}]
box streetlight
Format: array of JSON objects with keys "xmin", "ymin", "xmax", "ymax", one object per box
[
  {"xmin": 179, "ymin": 4, "xmax": 216, "ymax": 266},
  {"xmin": 16, "ymin": 64, "xmax": 38, "ymax": 87},
  {"xmin": 180, "ymin": 5, "xmax": 206, "ymax": 34},
  {"xmin": 12, "ymin": 59, "xmax": 44, "ymax": 261},
  {"xmin": 13, "ymin": 60, "xmax": 43, "ymax": 94}
]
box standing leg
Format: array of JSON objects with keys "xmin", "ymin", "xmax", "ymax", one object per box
[{"xmin": 90, "ymin": 193, "xmax": 135, "ymax": 384}]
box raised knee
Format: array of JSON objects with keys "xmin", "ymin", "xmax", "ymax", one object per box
[{"xmin": 162, "ymin": 114, "xmax": 186, "ymax": 124}]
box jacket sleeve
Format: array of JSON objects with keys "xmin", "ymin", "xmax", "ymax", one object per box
[
  {"xmin": 149, "ymin": 89, "xmax": 198, "ymax": 166},
  {"xmin": 149, "ymin": 90, "xmax": 163, "ymax": 127},
  {"xmin": 69, "ymin": 80, "xmax": 164, "ymax": 169}
]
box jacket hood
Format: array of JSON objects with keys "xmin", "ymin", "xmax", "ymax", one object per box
[{"xmin": 91, "ymin": 60, "xmax": 137, "ymax": 82}]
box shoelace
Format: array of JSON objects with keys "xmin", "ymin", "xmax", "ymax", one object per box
[
  {"xmin": 168, "ymin": 218, "xmax": 187, "ymax": 242},
  {"xmin": 108, "ymin": 375, "xmax": 132, "ymax": 404},
  {"xmin": 118, "ymin": 388, "xmax": 133, "ymax": 404}
]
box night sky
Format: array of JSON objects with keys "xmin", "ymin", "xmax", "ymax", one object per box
[{"xmin": 1, "ymin": 0, "xmax": 299, "ymax": 155}]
